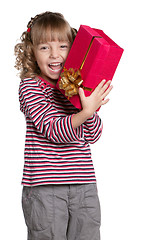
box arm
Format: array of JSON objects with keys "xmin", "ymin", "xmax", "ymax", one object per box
[
  {"xmin": 83, "ymin": 112, "xmax": 103, "ymax": 144},
  {"xmin": 72, "ymin": 80, "xmax": 113, "ymax": 129},
  {"xmin": 19, "ymin": 79, "xmax": 112, "ymax": 144},
  {"xmin": 19, "ymin": 79, "xmax": 82, "ymax": 144}
]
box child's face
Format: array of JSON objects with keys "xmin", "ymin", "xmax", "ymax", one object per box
[{"xmin": 34, "ymin": 40, "xmax": 71, "ymax": 85}]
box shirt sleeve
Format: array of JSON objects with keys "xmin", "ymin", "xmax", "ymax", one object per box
[
  {"xmin": 82, "ymin": 113, "xmax": 103, "ymax": 144},
  {"xmin": 19, "ymin": 79, "xmax": 83, "ymax": 144}
]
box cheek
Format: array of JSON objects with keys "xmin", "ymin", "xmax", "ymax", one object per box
[
  {"xmin": 64, "ymin": 50, "xmax": 70, "ymax": 61},
  {"xmin": 34, "ymin": 51, "xmax": 44, "ymax": 66},
  {"xmin": 35, "ymin": 59, "xmax": 42, "ymax": 70},
  {"xmin": 35, "ymin": 56, "xmax": 46, "ymax": 69},
  {"xmin": 35, "ymin": 59, "xmax": 47, "ymax": 74}
]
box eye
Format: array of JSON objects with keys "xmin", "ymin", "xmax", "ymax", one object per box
[
  {"xmin": 60, "ymin": 42, "xmax": 70, "ymax": 49},
  {"xmin": 40, "ymin": 46, "xmax": 49, "ymax": 50},
  {"xmin": 38, "ymin": 44, "xmax": 49, "ymax": 51},
  {"xmin": 60, "ymin": 44, "xmax": 68, "ymax": 49}
]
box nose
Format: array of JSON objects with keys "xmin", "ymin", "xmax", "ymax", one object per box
[{"xmin": 49, "ymin": 47, "xmax": 59, "ymax": 59}]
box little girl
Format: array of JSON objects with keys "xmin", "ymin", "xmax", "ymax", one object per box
[{"xmin": 15, "ymin": 11, "xmax": 112, "ymax": 240}]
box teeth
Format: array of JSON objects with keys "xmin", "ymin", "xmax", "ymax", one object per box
[
  {"xmin": 49, "ymin": 63, "xmax": 61, "ymax": 67},
  {"xmin": 48, "ymin": 62, "xmax": 62, "ymax": 73}
]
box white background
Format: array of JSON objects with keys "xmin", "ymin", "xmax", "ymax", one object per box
[{"xmin": 1, "ymin": 0, "xmax": 159, "ymax": 239}]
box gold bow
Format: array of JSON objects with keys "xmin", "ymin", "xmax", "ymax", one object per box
[{"xmin": 59, "ymin": 67, "xmax": 92, "ymax": 98}]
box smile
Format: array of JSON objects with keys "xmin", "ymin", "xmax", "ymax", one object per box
[{"xmin": 48, "ymin": 63, "xmax": 63, "ymax": 73}]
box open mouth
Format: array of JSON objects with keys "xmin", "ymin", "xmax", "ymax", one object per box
[{"xmin": 48, "ymin": 63, "xmax": 63, "ymax": 73}]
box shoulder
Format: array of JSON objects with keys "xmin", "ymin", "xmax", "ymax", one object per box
[
  {"xmin": 19, "ymin": 77, "xmax": 38, "ymax": 88},
  {"xmin": 19, "ymin": 77, "xmax": 45, "ymax": 100},
  {"xmin": 19, "ymin": 77, "xmax": 43, "ymax": 92}
]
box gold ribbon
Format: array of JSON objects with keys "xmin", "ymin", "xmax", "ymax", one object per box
[
  {"xmin": 59, "ymin": 35, "xmax": 102, "ymax": 98},
  {"xmin": 59, "ymin": 67, "xmax": 92, "ymax": 98}
]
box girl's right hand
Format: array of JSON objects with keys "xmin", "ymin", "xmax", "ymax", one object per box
[{"xmin": 79, "ymin": 80, "xmax": 113, "ymax": 118}]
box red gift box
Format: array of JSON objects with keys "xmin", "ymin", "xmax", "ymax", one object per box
[{"xmin": 56, "ymin": 25, "xmax": 124, "ymax": 109}]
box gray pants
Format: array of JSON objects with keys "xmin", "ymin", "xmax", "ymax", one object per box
[{"xmin": 22, "ymin": 184, "xmax": 101, "ymax": 240}]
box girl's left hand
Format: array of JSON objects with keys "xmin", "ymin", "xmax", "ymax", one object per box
[{"xmin": 79, "ymin": 80, "xmax": 113, "ymax": 117}]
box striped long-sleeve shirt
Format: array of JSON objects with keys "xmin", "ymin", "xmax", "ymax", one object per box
[{"xmin": 19, "ymin": 76, "xmax": 103, "ymax": 186}]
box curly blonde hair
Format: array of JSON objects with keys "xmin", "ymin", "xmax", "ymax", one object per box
[{"xmin": 14, "ymin": 11, "xmax": 77, "ymax": 79}]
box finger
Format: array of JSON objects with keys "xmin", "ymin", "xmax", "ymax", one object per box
[
  {"xmin": 102, "ymin": 84, "xmax": 113, "ymax": 98},
  {"xmin": 105, "ymin": 80, "xmax": 112, "ymax": 86},
  {"xmin": 101, "ymin": 98, "xmax": 110, "ymax": 105},
  {"xmin": 93, "ymin": 79, "xmax": 107, "ymax": 94},
  {"xmin": 96, "ymin": 80, "xmax": 112, "ymax": 95},
  {"xmin": 78, "ymin": 87, "xmax": 86, "ymax": 102},
  {"xmin": 102, "ymin": 80, "xmax": 112, "ymax": 92}
]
